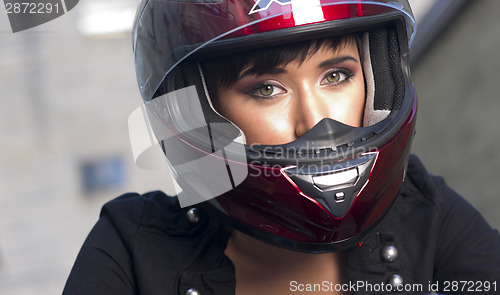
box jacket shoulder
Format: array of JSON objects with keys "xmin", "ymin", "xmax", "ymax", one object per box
[
  {"xmin": 401, "ymin": 154, "xmax": 457, "ymax": 207},
  {"xmin": 399, "ymin": 155, "xmax": 500, "ymax": 283},
  {"xmin": 101, "ymin": 191, "xmax": 211, "ymax": 240}
]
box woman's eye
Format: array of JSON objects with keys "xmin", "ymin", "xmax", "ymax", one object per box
[
  {"xmin": 322, "ymin": 70, "xmax": 353, "ymax": 85},
  {"xmin": 247, "ymin": 83, "xmax": 286, "ymax": 98},
  {"xmin": 260, "ymin": 84, "xmax": 274, "ymax": 96}
]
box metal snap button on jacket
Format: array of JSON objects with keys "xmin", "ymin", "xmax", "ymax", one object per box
[
  {"xmin": 185, "ymin": 287, "xmax": 201, "ymax": 295},
  {"xmin": 388, "ymin": 274, "xmax": 404, "ymax": 290},
  {"xmin": 381, "ymin": 245, "xmax": 399, "ymax": 262},
  {"xmin": 186, "ymin": 208, "xmax": 201, "ymax": 224}
]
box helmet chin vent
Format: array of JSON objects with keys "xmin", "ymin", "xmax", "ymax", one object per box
[{"xmin": 283, "ymin": 153, "xmax": 376, "ymax": 218}]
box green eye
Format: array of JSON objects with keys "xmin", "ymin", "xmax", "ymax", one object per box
[
  {"xmin": 322, "ymin": 70, "xmax": 353, "ymax": 86},
  {"xmin": 247, "ymin": 82, "xmax": 286, "ymax": 99},
  {"xmin": 326, "ymin": 72, "xmax": 341, "ymax": 83},
  {"xmin": 260, "ymin": 85, "xmax": 274, "ymax": 96}
]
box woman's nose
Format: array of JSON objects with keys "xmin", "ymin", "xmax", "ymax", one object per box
[{"xmin": 293, "ymin": 90, "xmax": 329, "ymax": 139}]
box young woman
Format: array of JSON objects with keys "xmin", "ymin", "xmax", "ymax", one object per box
[{"xmin": 63, "ymin": 1, "xmax": 500, "ymax": 294}]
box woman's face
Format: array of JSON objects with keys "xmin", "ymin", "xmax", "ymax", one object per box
[{"xmin": 215, "ymin": 40, "xmax": 365, "ymax": 145}]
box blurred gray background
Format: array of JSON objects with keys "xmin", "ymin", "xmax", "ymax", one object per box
[
  {"xmin": 410, "ymin": 0, "xmax": 500, "ymax": 228},
  {"xmin": 0, "ymin": 0, "xmax": 498, "ymax": 294}
]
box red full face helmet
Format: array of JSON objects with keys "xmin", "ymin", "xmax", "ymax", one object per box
[{"xmin": 132, "ymin": 0, "xmax": 417, "ymax": 253}]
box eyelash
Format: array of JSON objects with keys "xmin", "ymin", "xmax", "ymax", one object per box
[{"xmin": 245, "ymin": 68, "xmax": 355, "ymax": 99}]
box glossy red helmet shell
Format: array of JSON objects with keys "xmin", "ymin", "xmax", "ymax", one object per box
[{"xmin": 132, "ymin": 0, "xmax": 417, "ymax": 252}]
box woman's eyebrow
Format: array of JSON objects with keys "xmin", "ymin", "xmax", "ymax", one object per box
[
  {"xmin": 237, "ymin": 55, "xmax": 358, "ymax": 80},
  {"xmin": 318, "ymin": 56, "xmax": 359, "ymax": 68},
  {"xmin": 238, "ymin": 67, "xmax": 287, "ymax": 80}
]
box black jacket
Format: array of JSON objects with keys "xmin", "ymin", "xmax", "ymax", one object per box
[{"xmin": 63, "ymin": 155, "xmax": 500, "ymax": 294}]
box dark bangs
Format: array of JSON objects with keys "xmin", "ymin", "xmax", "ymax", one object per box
[{"xmin": 201, "ymin": 34, "xmax": 359, "ymax": 93}]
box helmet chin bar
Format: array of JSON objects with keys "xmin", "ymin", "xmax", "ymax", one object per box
[
  {"xmin": 242, "ymin": 116, "xmax": 398, "ymax": 219},
  {"xmin": 283, "ymin": 152, "xmax": 376, "ymax": 218}
]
